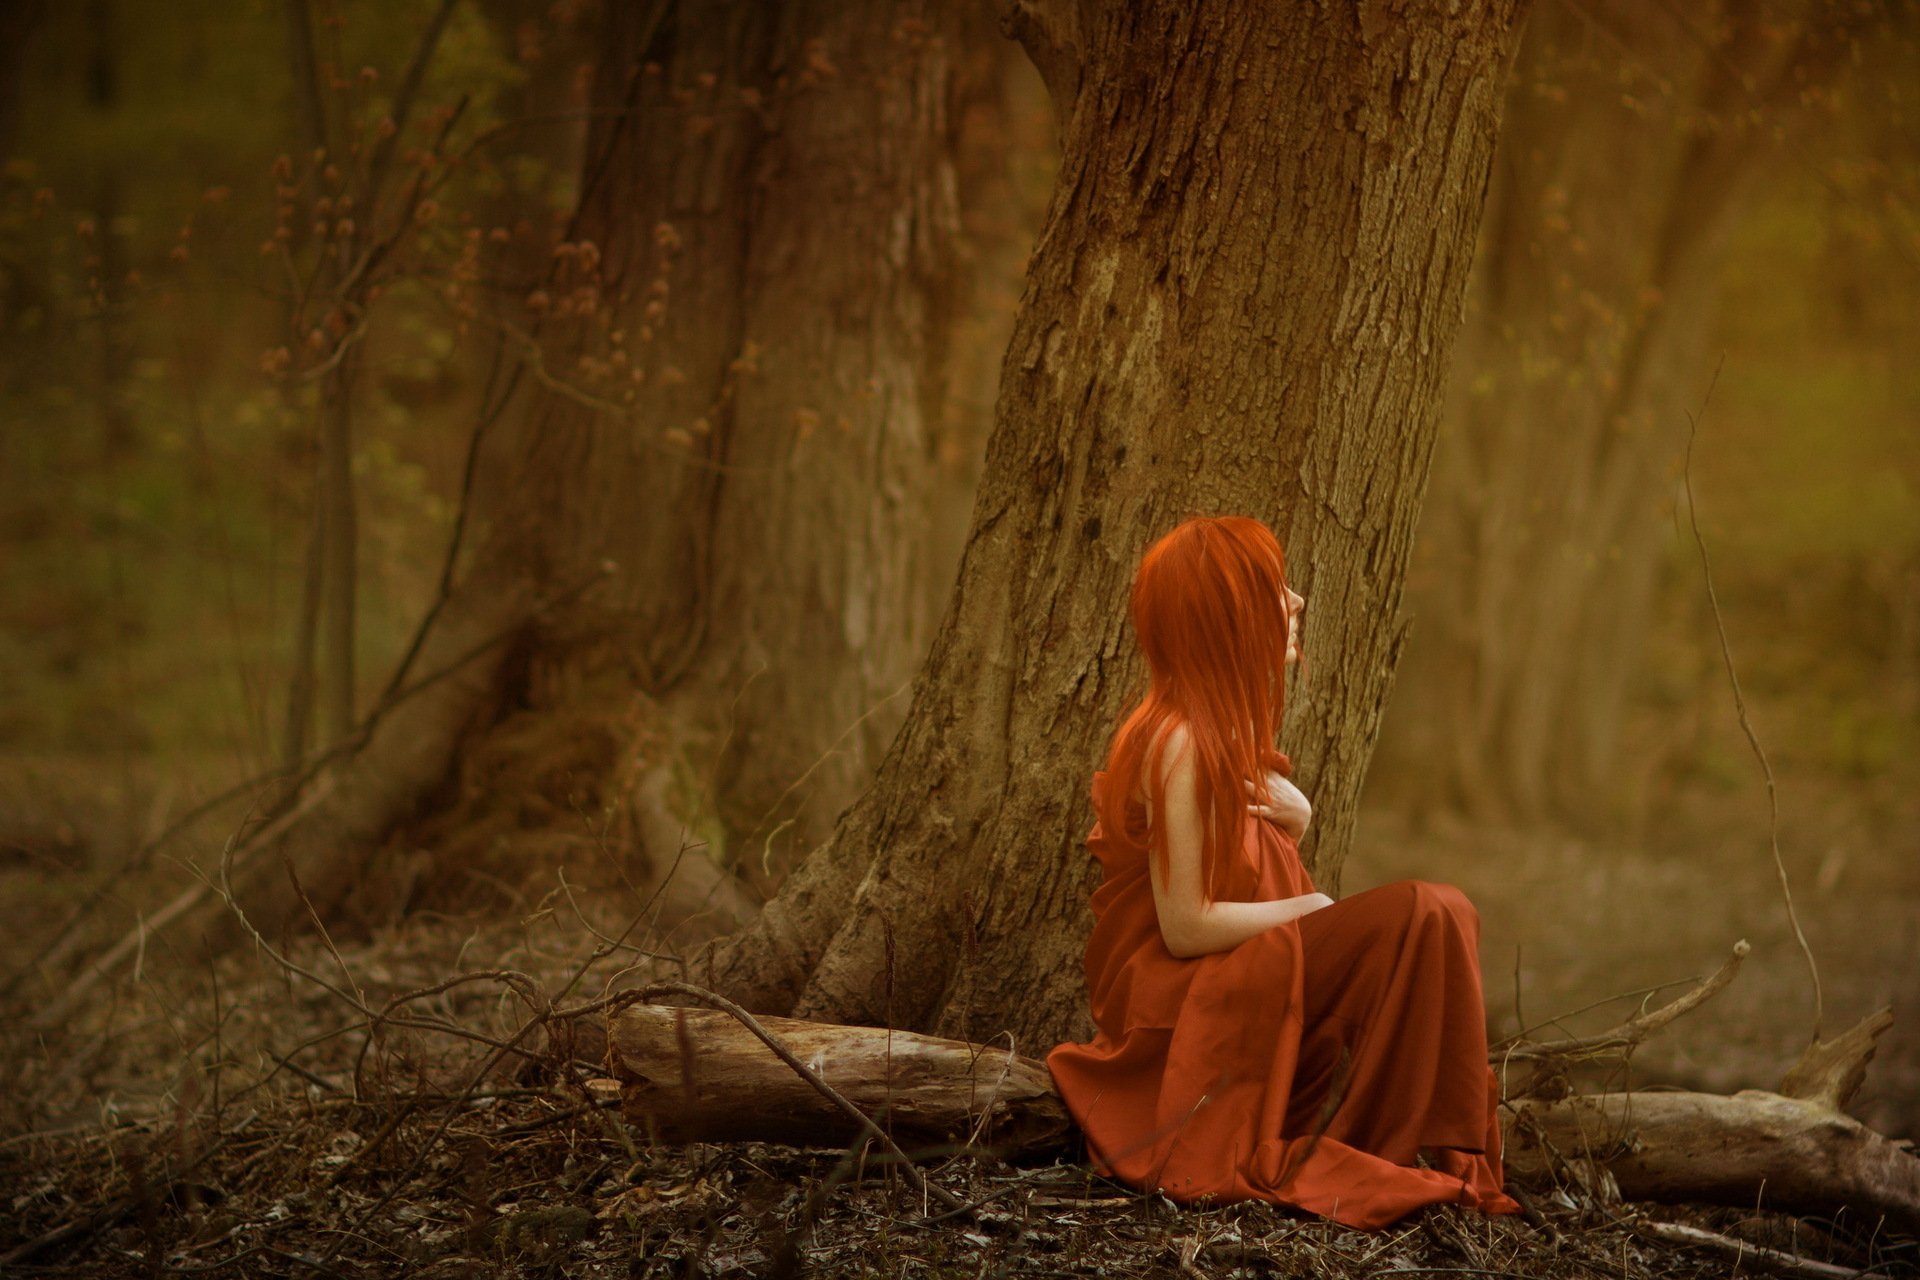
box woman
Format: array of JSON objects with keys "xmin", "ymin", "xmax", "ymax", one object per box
[{"xmin": 1046, "ymin": 516, "xmax": 1518, "ymax": 1229}]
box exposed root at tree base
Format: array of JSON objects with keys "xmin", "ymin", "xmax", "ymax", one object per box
[{"xmin": 365, "ymin": 638, "xmax": 757, "ymax": 946}]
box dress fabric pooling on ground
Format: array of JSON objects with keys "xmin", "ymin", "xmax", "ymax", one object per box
[{"xmin": 1048, "ymin": 771, "xmax": 1521, "ymax": 1230}]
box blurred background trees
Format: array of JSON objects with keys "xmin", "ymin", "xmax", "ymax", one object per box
[
  {"xmin": 1, "ymin": 0, "xmax": 574, "ymax": 844},
  {"xmin": 0, "ymin": 0, "xmax": 1914, "ymax": 1123},
  {"xmin": 1370, "ymin": 0, "xmax": 1920, "ymax": 832}
]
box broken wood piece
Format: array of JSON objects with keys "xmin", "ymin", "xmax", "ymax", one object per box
[
  {"xmin": 1634, "ymin": 1220, "xmax": 1871, "ymax": 1280},
  {"xmin": 608, "ymin": 1005, "xmax": 1071, "ymax": 1157},
  {"xmin": 1779, "ymin": 1007, "xmax": 1896, "ymax": 1112},
  {"xmin": 1506, "ymin": 1088, "xmax": 1920, "ymax": 1234}
]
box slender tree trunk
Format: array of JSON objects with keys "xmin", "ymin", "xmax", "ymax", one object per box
[
  {"xmin": 84, "ymin": 0, "xmax": 133, "ymax": 457},
  {"xmin": 1376, "ymin": 0, "xmax": 1855, "ymax": 823},
  {"xmin": 281, "ymin": 452, "xmax": 324, "ymax": 768},
  {"xmin": 278, "ymin": 0, "xmax": 332, "ymax": 770},
  {"xmin": 317, "ymin": 361, "xmax": 359, "ymax": 746},
  {"xmin": 692, "ymin": 0, "xmax": 1530, "ymax": 1046},
  {"xmin": 0, "ymin": 0, "xmax": 44, "ymax": 174}
]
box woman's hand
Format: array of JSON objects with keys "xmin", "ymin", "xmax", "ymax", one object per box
[
  {"xmin": 1147, "ymin": 727, "xmax": 1334, "ymax": 957},
  {"xmin": 1246, "ymin": 770, "xmax": 1312, "ymax": 838}
]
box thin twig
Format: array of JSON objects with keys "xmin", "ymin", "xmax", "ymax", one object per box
[
  {"xmin": 1635, "ymin": 1219, "xmax": 1872, "ymax": 1280},
  {"xmin": 359, "ymin": 0, "xmax": 460, "ymax": 208},
  {"xmin": 17, "ymin": 569, "xmax": 604, "ymax": 1019},
  {"xmin": 1681, "ymin": 358, "xmax": 1824, "ymax": 1036},
  {"xmin": 1494, "ymin": 940, "xmax": 1750, "ymax": 1062},
  {"xmin": 0, "ymin": 1112, "xmax": 258, "ymax": 1266}
]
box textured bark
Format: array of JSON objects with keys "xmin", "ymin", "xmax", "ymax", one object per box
[
  {"xmin": 693, "ymin": 0, "xmax": 1530, "ymax": 1047},
  {"xmin": 1778, "ymin": 1007, "xmax": 1896, "ymax": 1112},
  {"xmin": 1376, "ymin": 0, "xmax": 1856, "ymax": 820}
]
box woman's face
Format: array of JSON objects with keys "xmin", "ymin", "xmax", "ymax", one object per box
[{"xmin": 1283, "ymin": 585, "xmax": 1305, "ymax": 665}]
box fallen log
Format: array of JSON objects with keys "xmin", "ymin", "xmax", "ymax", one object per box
[
  {"xmin": 605, "ymin": 1003, "xmax": 1920, "ymax": 1232},
  {"xmin": 1504, "ymin": 1088, "xmax": 1920, "ymax": 1235},
  {"xmin": 608, "ymin": 1006, "xmax": 1071, "ymax": 1157}
]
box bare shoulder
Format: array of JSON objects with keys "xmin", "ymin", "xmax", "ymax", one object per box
[{"xmin": 1140, "ymin": 720, "xmax": 1195, "ymax": 805}]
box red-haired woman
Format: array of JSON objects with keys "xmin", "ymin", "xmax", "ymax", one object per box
[{"xmin": 1047, "ymin": 515, "xmax": 1519, "ymax": 1228}]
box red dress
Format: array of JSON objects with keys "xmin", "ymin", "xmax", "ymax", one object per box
[{"xmin": 1046, "ymin": 772, "xmax": 1520, "ymax": 1229}]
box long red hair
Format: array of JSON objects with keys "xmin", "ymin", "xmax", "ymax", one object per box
[{"xmin": 1096, "ymin": 515, "xmax": 1297, "ymax": 895}]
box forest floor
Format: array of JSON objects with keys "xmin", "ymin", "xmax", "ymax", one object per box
[
  {"xmin": 0, "ymin": 744, "xmax": 1916, "ymax": 1277},
  {"xmin": 0, "ymin": 877, "xmax": 1914, "ymax": 1278},
  {"xmin": 4, "ymin": 1112, "xmax": 1909, "ymax": 1278},
  {"xmin": 0, "ymin": 921, "xmax": 1912, "ymax": 1280}
]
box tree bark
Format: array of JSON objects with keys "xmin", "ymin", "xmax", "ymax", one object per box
[
  {"xmin": 1375, "ymin": 0, "xmax": 1858, "ymax": 822},
  {"xmin": 691, "ymin": 0, "xmax": 1530, "ymax": 1047},
  {"xmin": 464, "ymin": 0, "xmax": 981, "ymax": 876},
  {"xmin": 190, "ymin": 0, "xmax": 990, "ymax": 946}
]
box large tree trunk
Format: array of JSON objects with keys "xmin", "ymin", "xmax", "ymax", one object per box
[
  {"xmin": 199, "ymin": 0, "xmax": 993, "ymax": 944},
  {"xmin": 475, "ymin": 0, "xmax": 977, "ymax": 878},
  {"xmin": 1374, "ymin": 0, "xmax": 1855, "ymax": 823},
  {"xmin": 691, "ymin": 0, "xmax": 1530, "ymax": 1047}
]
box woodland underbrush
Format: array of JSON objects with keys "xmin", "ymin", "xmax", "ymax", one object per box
[{"xmin": 0, "ymin": 907, "xmax": 1914, "ymax": 1279}]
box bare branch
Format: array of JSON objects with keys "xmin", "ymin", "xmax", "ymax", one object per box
[
  {"xmin": 1495, "ymin": 940, "xmax": 1750, "ymax": 1063},
  {"xmin": 362, "ymin": 0, "xmax": 459, "ymax": 204},
  {"xmin": 1000, "ymin": 0, "xmax": 1080, "ymax": 124},
  {"xmin": 1634, "ymin": 1220, "xmax": 1869, "ymax": 1280}
]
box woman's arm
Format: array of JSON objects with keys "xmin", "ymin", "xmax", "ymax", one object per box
[{"xmin": 1146, "ymin": 726, "xmax": 1332, "ymax": 959}]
